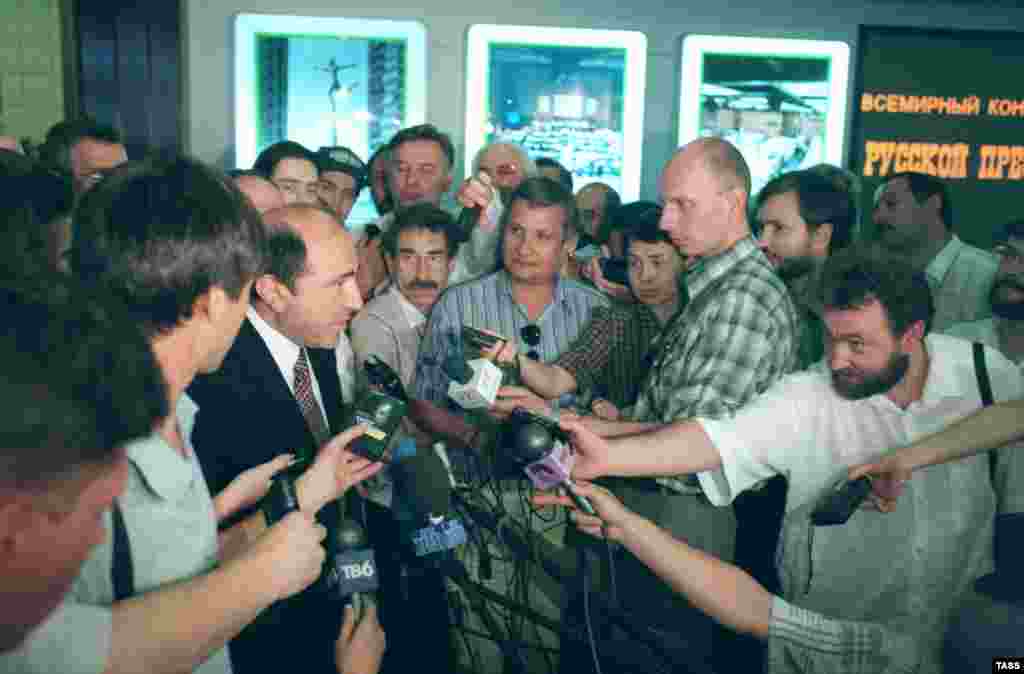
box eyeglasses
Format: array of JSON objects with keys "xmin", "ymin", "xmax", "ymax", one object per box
[{"xmin": 520, "ymin": 324, "xmax": 541, "ymax": 361}]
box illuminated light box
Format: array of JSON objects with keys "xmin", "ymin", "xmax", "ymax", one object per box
[
  {"xmin": 678, "ymin": 35, "xmax": 850, "ymax": 197},
  {"xmin": 465, "ymin": 24, "xmax": 647, "ymax": 201},
  {"xmin": 234, "ymin": 14, "xmax": 426, "ymax": 226}
]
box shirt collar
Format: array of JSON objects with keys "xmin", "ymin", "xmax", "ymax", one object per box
[
  {"xmin": 925, "ymin": 235, "xmax": 963, "ymax": 287},
  {"xmin": 391, "ymin": 284, "xmax": 427, "ymax": 329},
  {"xmin": 126, "ymin": 394, "xmax": 200, "ymax": 501},
  {"xmin": 495, "ymin": 269, "xmax": 565, "ymax": 321},
  {"xmin": 685, "ymin": 236, "xmax": 761, "ymax": 301},
  {"xmin": 247, "ymin": 306, "xmax": 303, "ymax": 386}
]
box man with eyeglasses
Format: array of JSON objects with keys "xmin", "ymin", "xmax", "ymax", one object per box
[
  {"xmin": 253, "ymin": 141, "xmax": 321, "ymax": 207},
  {"xmin": 945, "ymin": 219, "xmax": 1024, "ymax": 367},
  {"xmin": 39, "ymin": 118, "xmax": 128, "ymax": 196}
]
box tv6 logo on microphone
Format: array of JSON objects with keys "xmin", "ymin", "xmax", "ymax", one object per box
[
  {"xmin": 339, "ymin": 559, "xmax": 375, "ymax": 580},
  {"xmin": 328, "ymin": 549, "xmax": 379, "ymax": 594}
]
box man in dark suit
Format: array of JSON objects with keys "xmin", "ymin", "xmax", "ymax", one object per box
[{"xmin": 189, "ymin": 204, "xmax": 453, "ymax": 674}]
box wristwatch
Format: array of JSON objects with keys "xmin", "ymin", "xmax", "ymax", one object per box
[{"xmin": 261, "ymin": 473, "xmax": 299, "ymax": 525}]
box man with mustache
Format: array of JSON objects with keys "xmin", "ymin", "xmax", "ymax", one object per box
[
  {"xmin": 349, "ymin": 203, "xmax": 463, "ymax": 391},
  {"xmin": 946, "ymin": 219, "xmax": 1024, "ymax": 367},
  {"xmin": 873, "ymin": 171, "xmax": 997, "ymax": 330}
]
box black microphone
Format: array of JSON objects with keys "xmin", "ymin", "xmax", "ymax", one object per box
[
  {"xmin": 457, "ymin": 204, "xmax": 482, "ymax": 237},
  {"xmin": 345, "ymin": 356, "xmax": 408, "ymax": 462},
  {"xmin": 442, "ymin": 336, "xmax": 502, "ymax": 409},
  {"xmin": 325, "ymin": 518, "xmax": 379, "ymax": 620},
  {"xmin": 505, "ymin": 408, "xmax": 596, "ymax": 515},
  {"xmin": 392, "ymin": 450, "xmax": 467, "ymax": 557}
]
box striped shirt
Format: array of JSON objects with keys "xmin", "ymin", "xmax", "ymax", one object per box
[
  {"xmin": 768, "ymin": 597, "xmax": 920, "ymax": 674},
  {"xmin": 414, "ymin": 270, "xmax": 609, "ymax": 405}
]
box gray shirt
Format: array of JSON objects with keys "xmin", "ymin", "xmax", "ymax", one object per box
[
  {"xmin": 1, "ymin": 395, "xmax": 231, "ymax": 674},
  {"xmin": 925, "ymin": 235, "xmax": 998, "ymax": 332}
]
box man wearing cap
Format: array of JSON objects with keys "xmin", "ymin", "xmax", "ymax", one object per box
[{"xmin": 317, "ymin": 146, "xmax": 367, "ymax": 226}]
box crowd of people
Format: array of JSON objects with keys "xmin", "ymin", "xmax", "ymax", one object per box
[{"xmin": 1, "ymin": 114, "xmax": 1023, "ymax": 674}]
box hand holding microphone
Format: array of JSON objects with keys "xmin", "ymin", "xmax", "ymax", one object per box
[
  {"xmin": 456, "ymin": 172, "xmax": 500, "ymax": 234},
  {"xmin": 533, "ymin": 480, "xmax": 633, "ymax": 542},
  {"xmin": 326, "ymin": 519, "xmax": 379, "ymax": 619},
  {"xmin": 505, "ymin": 407, "xmax": 596, "ymax": 515}
]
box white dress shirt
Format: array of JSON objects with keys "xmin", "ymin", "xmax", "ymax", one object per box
[
  {"xmin": 247, "ymin": 307, "xmax": 328, "ymax": 422},
  {"xmin": 696, "ymin": 333, "xmax": 1024, "ymax": 671}
]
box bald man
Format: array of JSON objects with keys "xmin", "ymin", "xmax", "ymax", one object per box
[
  {"xmin": 188, "ymin": 205, "xmax": 365, "ymax": 674},
  {"xmin": 575, "ymin": 182, "xmax": 620, "ymax": 245},
  {"xmin": 234, "ymin": 172, "xmax": 285, "ymax": 215},
  {"xmin": 562, "ymin": 138, "xmax": 799, "ymax": 674}
]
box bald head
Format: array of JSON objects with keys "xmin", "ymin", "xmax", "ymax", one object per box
[
  {"xmin": 576, "ymin": 182, "xmax": 621, "ymax": 240},
  {"xmin": 234, "ymin": 174, "xmax": 285, "ymax": 216},
  {"xmin": 255, "ymin": 204, "xmax": 361, "ymax": 347},
  {"xmin": 474, "ymin": 142, "xmax": 536, "ymax": 194},
  {"xmin": 676, "ymin": 137, "xmax": 751, "ymax": 198},
  {"xmin": 658, "ymin": 137, "xmax": 751, "ymax": 258}
]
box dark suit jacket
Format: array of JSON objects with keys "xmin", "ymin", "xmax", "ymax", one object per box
[{"xmin": 188, "ymin": 318, "xmax": 346, "ymax": 674}]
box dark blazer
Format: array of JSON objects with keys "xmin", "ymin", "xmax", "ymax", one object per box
[{"xmin": 188, "ymin": 318, "xmax": 346, "ymax": 674}]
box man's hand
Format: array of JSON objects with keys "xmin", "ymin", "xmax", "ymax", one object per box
[
  {"xmin": 847, "ymin": 455, "xmax": 912, "ymax": 513},
  {"xmin": 456, "ymin": 172, "xmax": 497, "ymax": 230},
  {"xmin": 295, "ymin": 425, "xmax": 384, "ymax": 515},
  {"xmin": 490, "ymin": 385, "xmax": 550, "ymax": 420},
  {"xmin": 533, "ymin": 481, "xmax": 634, "ymax": 541},
  {"xmin": 237, "ymin": 510, "xmax": 327, "ymax": 601},
  {"xmin": 356, "ymin": 236, "xmax": 389, "ymax": 302},
  {"xmin": 335, "ymin": 604, "xmax": 386, "ymax": 674},
  {"xmin": 559, "ymin": 416, "xmax": 612, "ymax": 480},
  {"xmin": 214, "ymin": 453, "xmax": 294, "ymax": 522},
  {"xmin": 580, "ymin": 247, "xmax": 632, "ymax": 301}
]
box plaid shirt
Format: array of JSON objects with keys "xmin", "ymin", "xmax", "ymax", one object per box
[{"xmin": 630, "ymin": 236, "xmax": 799, "ymax": 493}]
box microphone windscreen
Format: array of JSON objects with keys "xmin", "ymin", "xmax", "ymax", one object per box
[
  {"xmin": 393, "ymin": 448, "xmax": 452, "ymax": 522},
  {"xmin": 335, "ymin": 518, "xmax": 369, "ymax": 552},
  {"xmin": 443, "ymin": 354, "xmax": 474, "ymax": 385}
]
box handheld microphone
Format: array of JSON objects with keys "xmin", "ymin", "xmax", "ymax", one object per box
[
  {"xmin": 456, "ymin": 205, "xmax": 482, "ymax": 237},
  {"xmin": 345, "ymin": 356, "xmax": 408, "ymax": 462},
  {"xmin": 326, "ymin": 518, "xmax": 379, "ymax": 619},
  {"xmin": 505, "ymin": 408, "xmax": 596, "ymax": 515},
  {"xmin": 393, "ymin": 450, "xmax": 467, "ymax": 557},
  {"xmin": 443, "ymin": 342, "xmax": 503, "ymax": 410}
]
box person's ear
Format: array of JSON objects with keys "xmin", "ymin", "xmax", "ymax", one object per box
[
  {"xmin": 900, "ymin": 319, "xmax": 925, "ymax": 349},
  {"xmin": 811, "ymin": 222, "xmax": 833, "ymax": 257},
  {"xmin": 0, "ymin": 498, "xmax": 34, "ymax": 554},
  {"xmin": 254, "ymin": 274, "xmax": 293, "ymax": 313}
]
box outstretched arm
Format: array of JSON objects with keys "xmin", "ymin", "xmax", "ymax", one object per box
[{"xmin": 535, "ymin": 482, "xmax": 771, "ymax": 638}]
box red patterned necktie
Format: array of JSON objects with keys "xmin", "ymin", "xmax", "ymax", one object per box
[{"xmin": 293, "ymin": 348, "xmax": 329, "ymax": 447}]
